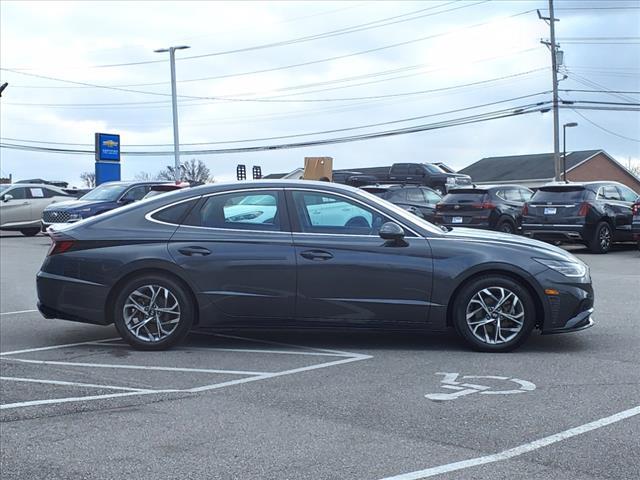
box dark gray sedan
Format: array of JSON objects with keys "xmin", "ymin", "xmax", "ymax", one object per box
[{"xmin": 37, "ymin": 181, "xmax": 594, "ymax": 352}]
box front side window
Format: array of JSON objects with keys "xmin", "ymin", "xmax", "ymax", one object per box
[
  {"xmin": 121, "ymin": 185, "xmax": 150, "ymax": 202},
  {"xmin": 185, "ymin": 191, "xmax": 281, "ymax": 231},
  {"xmin": 292, "ymin": 191, "xmax": 389, "ymax": 235},
  {"xmin": 5, "ymin": 187, "xmax": 27, "ymax": 200}
]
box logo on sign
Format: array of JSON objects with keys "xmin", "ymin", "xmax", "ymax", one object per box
[{"xmin": 102, "ymin": 139, "xmax": 118, "ymax": 148}]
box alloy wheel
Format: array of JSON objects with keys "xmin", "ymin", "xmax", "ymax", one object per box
[
  {"xmin": 123, "ymin": 284, "xmax": 181, "ymax": 342},
  {"xmin": 599, "ymin": 225, "xmax": 611, "ymax": 251},
  {"xmin": 465, "ymin": 287, "xmax": 524, "ymax": 345}
]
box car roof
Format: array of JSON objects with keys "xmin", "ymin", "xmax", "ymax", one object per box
[{"xmin": 99, "ymin": 181, "xmax": 174, "ymax": 187}]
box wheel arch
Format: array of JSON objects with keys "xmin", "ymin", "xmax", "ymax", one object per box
[
  {"xmin": 445, "ymin": 266, "xmax": 546, "ymax": 330},
  {"xmin": 105, "ymin": 265, "xmax": 200, "ymax": 327}
]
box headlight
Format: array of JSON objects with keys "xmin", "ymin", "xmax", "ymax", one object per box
[
  {"xmin": 67, "ymin": 213, "xmax": 82, "ymax": 220},
  {"xmin": 446, "ymin": 177, "xmax": 456, "ymax": 185},
  {"xmin": 534, "ymin": 258, "xmax": 587, "ymax": 277}
]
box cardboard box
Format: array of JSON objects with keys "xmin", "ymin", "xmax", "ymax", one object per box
[{"xmin": 303, "ymin": 157, "xmax": 333, "ymax": 181}]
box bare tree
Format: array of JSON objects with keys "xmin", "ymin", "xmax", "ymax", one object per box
[
  {"xmin": 80, "ymin": 171, "xmax": 96, "ymax": 188},
  {"xmin": 158, "ymin": 159, "xmax": 212, "ymax": 184},
  {"xmin": 134, "ymin": 171, "xmax": 158, "ymax": 181}
]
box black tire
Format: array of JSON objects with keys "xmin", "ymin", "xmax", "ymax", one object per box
[
  {"xmin": 496, "ymin": 218, "xmax": 516, "ymax": 234},
  {"xmin": 113, "ymin": 273, "xmax": 194, "ymax": 350},
  {"xmin": 453, "ymin": 275, "xmax": 536, "ymax": 352},
  {"xmin": 588, "ymin": 221, "xmax": 612, "ymax": 254},
  {"xmin": 20, "ymin": 228, "xmax": 40, "ymax": 237}
]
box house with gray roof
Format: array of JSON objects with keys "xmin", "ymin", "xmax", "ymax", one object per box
[{"xmin": 459, "ymin": 150, "xmax": 640, "ymax": 192}]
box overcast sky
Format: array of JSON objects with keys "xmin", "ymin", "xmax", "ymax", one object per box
[{"xmin": 1, "ymin": 0, "xmax": 639, "ymax": 186}]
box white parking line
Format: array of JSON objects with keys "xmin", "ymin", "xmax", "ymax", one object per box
[
  {"xmin": 0, "ymin": 338, "xmax": 121, "ymax": 356},
  {"xmin": 2, "ymin": 357, "xmax": 271, "ymax": 376},
  {"xmin": 0, "ymin": 333, "xmax": 372, "ymax": 411},
  {"xmin": 0, "ymin": 391, "xmax": 160, "ymax": 410},
  {"xmin": 377, "ymin": 405, "xmax": 640, "ymax": 480},
  {"xmin": 0, "ymin": 376, "xmax": 155, "ymax": 393},
  {"xmin": 85, "ymin": 341, "xmax": 352, "ymax": 357},
  {"xmin": 0, "ymin": 309, "xmax": 38, "ymax": 316}
]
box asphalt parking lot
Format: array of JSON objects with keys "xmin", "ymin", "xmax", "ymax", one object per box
[{"xmin": 1, "ymin": 231, "xmax": 638, "ymax": 480}]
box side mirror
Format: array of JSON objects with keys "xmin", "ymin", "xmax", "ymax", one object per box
[
  {"xmin": 2, "ymin": 194, "xmax": 13, "ymax": 202},
  {"xmin": 379, "ymin": 222, "xmax": 405, "ymax": 241}
]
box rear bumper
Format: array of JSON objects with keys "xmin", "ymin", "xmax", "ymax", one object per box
[
  {"xmin": 36, "ymin": 271, "xmax": 110, "ymax": 325},
  {"xmin": 522, "ymin": 224, "xmax": 586, "ymax": 242}
]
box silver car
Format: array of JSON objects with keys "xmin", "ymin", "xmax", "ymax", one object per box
[{"xmin": 0, "ymin": 184, "xmax": 71, "ymax": 236}]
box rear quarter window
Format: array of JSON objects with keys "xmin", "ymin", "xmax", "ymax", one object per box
[{"xmin": 151, "ymin": 199, "xmax": 199, "ymax": 225}]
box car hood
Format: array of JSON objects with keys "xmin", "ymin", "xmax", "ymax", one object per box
[
  {"xmin": 444, "ymin": 227, "xmax": 580, "ymax": 262},
  {"xmin": 44, "ymin": 199, "xmax": 111, "ymax": 211}
]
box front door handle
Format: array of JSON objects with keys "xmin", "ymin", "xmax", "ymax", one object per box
[
  {"xmin": 178, "ymin": 246, "xmax": 211, "ymax": 257},
  {"xmin": 300, "ymin": 250, "xmax": 333, "ymax": 261}
]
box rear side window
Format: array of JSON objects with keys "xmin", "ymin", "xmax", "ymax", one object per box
[
  {"xmin": 503, "ymin": 189, "xmax": 522, "ymax": 202},
  {"xmin": 531, "ymin": 188, "xmax": 586, "ymax": 203},
  {"xmin": 422, "ymin": 189, "xmax": 442, "ymax": 204},
  {"xmin": 387, "ymin": 189, "xmax": 407, "ymax": 202},
  {"xmin": 184, "ymin": 191, "xmax": 282, "ymax": 231},
  {"xmin": 442, "ymin": 192, "xmax": 487, "ymax": 203},
  {"xmin": 406, "ymin": 188, "xmax": 426, "ymax": 203},
  {"xmin": 151, "ymin": 199, "xmax": 199, "ymax": 225},
  {"xmin": 597, "ymin": 186, "xmax": 622, "ymax": 201},
  {"xmin": 520, "ymin": 188, "xmax": 533, "ymax": 201}
]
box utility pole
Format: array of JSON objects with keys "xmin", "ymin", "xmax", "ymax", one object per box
[
  {"xmin": 154, "ymin": 45, "xmax": 190, "ymax": 182},
  {"xmin": 539, "ymin": 0, "xmax": 562, "ymax": 181}
]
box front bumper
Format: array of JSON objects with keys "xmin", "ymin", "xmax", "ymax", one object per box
[{"xmin": 542, "ymin": 308, "xmax": 594, "ymax": 334}]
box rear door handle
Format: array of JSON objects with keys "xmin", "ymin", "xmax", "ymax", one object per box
[
  {"xmin": 300, "ymin": 250, "xmax": 333, "ymax": 261},
  {"xmin": 178, "ymin": 246, "xmax": 211, "ymax": 256}
]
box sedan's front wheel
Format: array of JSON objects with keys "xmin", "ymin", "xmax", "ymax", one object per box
[
  {"xmin": 453, "ymin": 275, "xmax": 535, "ymax": 352},
  {"xmin": 113, "ymin": 274, "xmax": 194, "ymax": 350}
]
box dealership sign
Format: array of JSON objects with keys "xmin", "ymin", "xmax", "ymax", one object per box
[{"xmin": 95, "ymin": 132, "xmax": 120, "ymax": 162}]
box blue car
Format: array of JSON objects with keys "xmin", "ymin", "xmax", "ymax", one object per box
[{"xmin": 42, "ymin": 181, "xmax": 173, "ymax": 230}]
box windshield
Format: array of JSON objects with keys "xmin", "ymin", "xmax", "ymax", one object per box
[
  {"xmin": 79, "ymin": 184, "xmax": 128, "ymax": 201},
  {"xmin": 356, "ymin": 187, "xmax": 443, "ymax": 235}
]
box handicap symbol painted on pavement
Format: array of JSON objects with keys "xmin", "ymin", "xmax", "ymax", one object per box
[{"xmin": 425, "ymin": 372, "xmax": 536, "ymax": 401}]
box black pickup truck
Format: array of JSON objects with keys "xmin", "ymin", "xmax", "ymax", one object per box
[{"xmin": 334, "ymin": 163, "xmax": 472, "ymax": 194}]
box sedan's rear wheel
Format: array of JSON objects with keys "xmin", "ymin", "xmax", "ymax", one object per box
[
  {"xmin": 113, "ymin": 274, "xmax": 194, "ymax": 350},
  {"xmin": 453, "ymin": 275, "xmax": 535, "ymax": 352}
]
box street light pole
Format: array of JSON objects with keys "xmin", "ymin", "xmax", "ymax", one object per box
[
  {"xmin": 562, "ymin": 122, "xmax": 578, "ymax": 183},
  {"xmin": 154, "ymin": 45, "xmax": 190, "ymax": 182}
]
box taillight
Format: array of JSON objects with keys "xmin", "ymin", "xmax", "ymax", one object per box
[
  {"xmin": 48, "ymin": 240, "xmax": 75, "ymax": 256},
  {"xmin": 522, "ymin": 203, "xmax": 529, "ymax": 216},
  {"xmin": 632, "ymin": 203, "xmax": 640, "ymax": 215},
  {"xmin": 578, "ymin": 202, "xmax": 591, "ymax": 216}
]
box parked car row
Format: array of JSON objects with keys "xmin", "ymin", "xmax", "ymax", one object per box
[
  {"xmin": 0, "ymin": 181, "xmax": 190, "ymax": 236},
  {"xmin": 363, "ymin": 180, "xmax": 639, "ymax": 253}
]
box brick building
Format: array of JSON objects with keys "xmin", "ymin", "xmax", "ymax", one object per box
[{"xmin": 460, "ymin": 150, "xmax": 640, "ymax": 192}]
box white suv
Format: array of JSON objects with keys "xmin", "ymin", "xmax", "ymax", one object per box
[{"xmin": 0, "ymin": 184, "xmax": 71, "ymax": 236}]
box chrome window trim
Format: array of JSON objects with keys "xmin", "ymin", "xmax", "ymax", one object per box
[{"xmin": 145, "ymin": 186, "xmax": 429, "ymax": 238}]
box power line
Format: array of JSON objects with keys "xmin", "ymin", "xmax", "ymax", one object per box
[
  {"xmin": 560, "ymin": 89, "xmax": 640, "ymax": 95},
  {"xmin": 0, "ymin": 104, "xmax": 545, "ymax": 156},
  {"xmin": 2, "ymin": 93, "xmax": 551, "ymax": 147},
  {"xmin": 570, "ymin": 108, "xmax": 640, "ymax": 143},
  {"xmin": 2, "ymin": 68, "xmax": 548, "ymax": 108},
  {"xmin": 3, "ymin": 1, "xmax": 477, "ymax": 71},
  {"xmin": 0, "ymin": 7, "xmax": 537, "ymax": 91}
]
